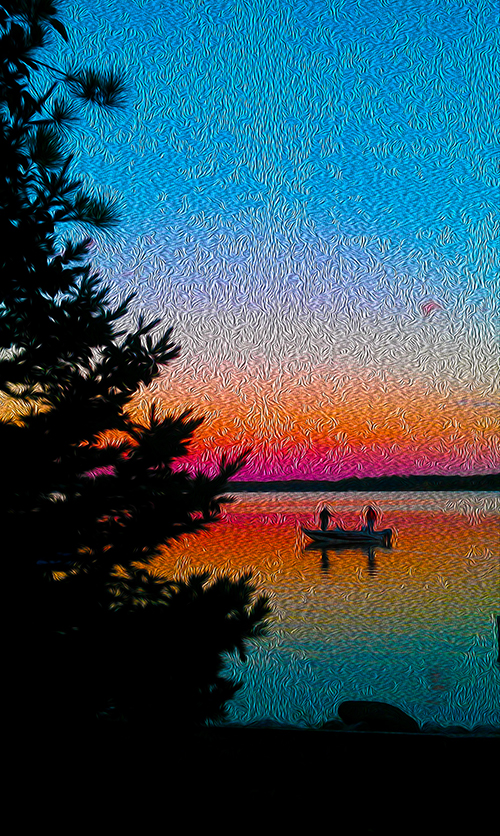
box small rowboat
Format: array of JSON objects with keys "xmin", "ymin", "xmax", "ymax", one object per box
[{"xmin": 302, "ymin": 527, "xmax": 393, "ymax": 546}]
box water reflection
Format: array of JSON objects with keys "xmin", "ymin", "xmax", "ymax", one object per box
[
  {"xmin": 304, "ymin": 541, "xmax": 387, "ymax": 577},
  {"xmin": 154, "ymin": 491, "xmax": 500, "ymax": 729}
]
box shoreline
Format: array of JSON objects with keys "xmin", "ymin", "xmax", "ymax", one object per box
[
  {"xmin": 23, "ymin": 722, "xmax": 499, "ymax": 830},
  {"xmin": 228, "ymin": 474, "xmax": 500, "ymax": 492}
]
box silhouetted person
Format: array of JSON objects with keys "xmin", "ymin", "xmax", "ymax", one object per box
[
  {"xmin": 319, "ymin": 507, "xmax": 330, "ymax": 531},
  {"xmin": 365, "ymin": 506, "xmax": 377, "ymax": 533}
]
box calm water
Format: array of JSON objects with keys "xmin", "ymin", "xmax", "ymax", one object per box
[{"xmin": 155, "ymin": 491, "xmax": 500, "ymax": 730}]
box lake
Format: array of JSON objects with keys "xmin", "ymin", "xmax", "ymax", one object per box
[{"xmin": 155, "ymin": 491, "xmax": 500, "ymax": 730}]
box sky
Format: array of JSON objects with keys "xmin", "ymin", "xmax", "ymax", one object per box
[{"xmin": 42, "ymin": 0, "xmax": 499, "ymax": 479}]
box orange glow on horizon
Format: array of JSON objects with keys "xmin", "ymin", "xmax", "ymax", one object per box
[
  {"xmin": 124, "ymin": 360, "xmax": 500, "ymax": 479},
  {"xmin": 2, "ymin": 356, "xmax": 497, "ymax": 480}
]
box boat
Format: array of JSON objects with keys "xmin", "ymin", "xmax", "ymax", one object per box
[{"xmin": 302, "ymin": 527, "xmax": 393, "ymax": 547}]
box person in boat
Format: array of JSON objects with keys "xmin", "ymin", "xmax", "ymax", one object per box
[
  {"xmin": 364, "ymin": 505, "xmax": 377, "ymax": 533},
  {"xmin": 319, "ymin": 507, "xmax": 344, "ymax": 532},
  {"xmin": 319, "ymin": 506, "xmax": 331, "ymax": 532}
]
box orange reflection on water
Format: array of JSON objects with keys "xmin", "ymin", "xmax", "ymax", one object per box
[
  {"xmin": 151, "ymin": 492, "xmax": 499, "ymax": 605},
  {"xmin": 149, "ymin": 491, "xmax": 499, "ymax": 728}
]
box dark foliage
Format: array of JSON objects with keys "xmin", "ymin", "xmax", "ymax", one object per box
[{"xmin": 1, "ymin": 0, "xmax": 270, "ymax": 727}]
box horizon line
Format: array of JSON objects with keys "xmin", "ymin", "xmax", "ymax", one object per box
[{"xmin": 229, "ymin": 473, "xmax": 500, "ymax": 483}]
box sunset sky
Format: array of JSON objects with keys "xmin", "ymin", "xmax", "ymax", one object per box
[{"xmin": 44, "ymin": 0, "xmax": 499, "ymax": 479}]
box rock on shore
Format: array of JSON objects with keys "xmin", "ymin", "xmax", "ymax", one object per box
[{"xmin": 336, "ymin": 700, "xmax": 421, "ymax": 733}]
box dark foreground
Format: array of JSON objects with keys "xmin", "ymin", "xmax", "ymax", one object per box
[{"xmin": 20, "ymin": 723, "xmax": 498, "ymax": 833}]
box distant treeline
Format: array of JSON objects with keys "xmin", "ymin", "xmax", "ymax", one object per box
[{"xmin": 229, "ymin": 474, "xmax": 500, "ymax": 493}]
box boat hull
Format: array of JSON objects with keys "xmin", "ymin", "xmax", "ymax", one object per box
[{"xmin": 302, "ymin": 528, "xmax": 392, "ymax": 546}]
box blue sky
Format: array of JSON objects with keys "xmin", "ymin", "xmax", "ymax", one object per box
[{"xmin": 36, "ymin": 0, "xmax": 500, "ymax": 476}]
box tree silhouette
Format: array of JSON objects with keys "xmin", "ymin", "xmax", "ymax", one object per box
[{"xmin": 1, "ymin": 0, "xmax": 270, "ymax": 727}]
